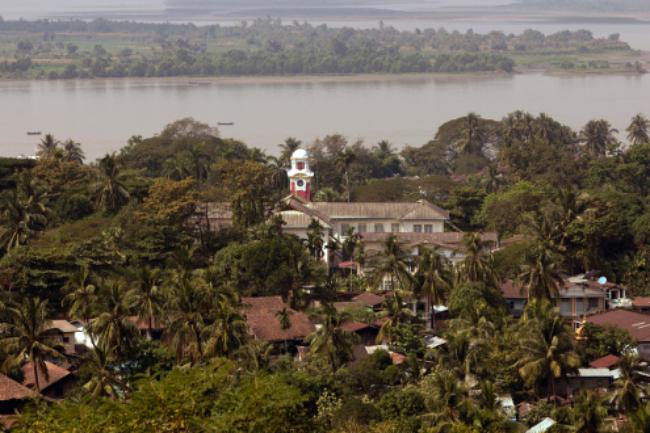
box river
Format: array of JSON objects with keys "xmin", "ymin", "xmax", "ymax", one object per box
[{"xmin": 1, "ymin": 72, "xmax": 648, "ymax": 159}]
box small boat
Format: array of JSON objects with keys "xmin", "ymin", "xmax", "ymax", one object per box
[
  {"xmin": 218, "ymin": 122, "xmax": 234, "ymax": 126},
  {"xmin": 27, "ymin": 131, "xmax": 42, "ymax": 136}
]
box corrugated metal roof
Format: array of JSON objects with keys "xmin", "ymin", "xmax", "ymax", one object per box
[
  {"xmin": 308, "ymin": 200, "xmax": 449, "ymax": 220},
  {"xmin": 526, "ymin": 418, "xmax": 556, "ymax": 433},
  {"xmin": 278, "ymin": 210, "xmax": 329, "ymax": 229}
]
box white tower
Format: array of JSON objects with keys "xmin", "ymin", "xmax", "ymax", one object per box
[{"xmin": 287, "ymin": 149, "xmax": 314, "ymax": 201}]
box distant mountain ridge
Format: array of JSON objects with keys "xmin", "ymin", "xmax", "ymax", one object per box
[{"xmin": 517, "ymin": 0, "xmax": 650, "ymax": 12}]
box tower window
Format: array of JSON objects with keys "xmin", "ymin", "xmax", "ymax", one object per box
[
  {"xmin": 296, "ymin": 162, "xmax": 305, "ymax": 170},
  {"xmin": 297, "ymin": 180, "xmax": 305, "ymax": 187},
  {"xmin": 374, "ymin": 224, "xmax": 385, "ymax": 233}
]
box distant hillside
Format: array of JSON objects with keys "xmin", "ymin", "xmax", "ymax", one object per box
[{"xmin": 517, "ymin": 0, "xmax": 650, "ymax": 12}]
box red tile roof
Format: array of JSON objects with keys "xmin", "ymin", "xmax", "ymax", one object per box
[
  {"xmin": 241, "ymin": 296, "xmax": 315, "ymax": 342},
  {"xmin": 22, "ymin": 362, "xmax": 72, "ymax": 392},
  {"xmin": 45, "ymin": 319, "xmax": 78, "ymax": 334},
  {"xmin": 0, "ymin": 373, "xmax": 34, "ymax": 402},
  {"xmin": 127, "ymin": 316, "xmax": 166, "ymax": 331},
  {"xmin": 352, "ymin": 292, "xmax": 385, "ymax": 307},
  {"xmin": 633, "ymin": 297, "xmax": 650, "ymax": 309},
  {"xmin": 587, "ymin": 309, "xmax": 650, "ymax": 342},
  {"xmin": 340, "ymin": 321, "xmax": 374, "ymax": 333},
  {"xmin": 589, "ymin": 354, "xmax": 620, "ymax": 369}
]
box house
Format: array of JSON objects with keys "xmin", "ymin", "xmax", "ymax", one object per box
[
  {"xmin": 241, "ymin": 296, "xmax": 315, "ymax": 346},
  {"xmin": 197, "ymin": 149, "xmax": 497, "ymax": 272},
  {"xmin": 500, "ymin": 277, "xmax": 610, "ymax": 320},
  {"xmin": 351, "ymin": 292, "xmax": 386, "ymax": 311},
  {"xmin": 632, "ymin": 297, "xmax": 650, "ymax": 313},
  {"xmin": 587, "ymin": 309, "xmax": 650, "ymax": 361},
  {"xmin": 21, "ymin": 361, "xmax": 74, "ymax": 400},
  {"xmin": 589, "ymin": 354, "xmax": 620, "ymax": 369},
  {"xmin": 128, "ymin": 316, "xmax": 166, "ymax": 340},
  {"xmin": 0, "ymin": 373, "xmax": 34, "ymax": 430},
  {"xmin": 563, "ymin": 368, "xmax": 621, "ymax": 396},
  {"xmin": 45, "ymin": 320, "xmax": 79, "ymax": 356},
  {"xmin": 340, "ymin": 321, "xmax": 379, "ymax": 346}
]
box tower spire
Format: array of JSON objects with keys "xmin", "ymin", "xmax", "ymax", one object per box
[{"xmin": 287, "ymin": 148, "xmax": 314, "ymax": 201}]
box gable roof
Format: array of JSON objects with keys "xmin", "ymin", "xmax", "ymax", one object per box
[
  {"xmin": 45, "ymin": 319, "xmax": 78, "ymax": 334},
  {"xmin": 589, "ymin": 354, "xmax": 620, "ymax": 369},
  {"xmin": 587, "ymin": 309, "xmax": 650, "ymax": 342},
  {"xmin": 307, "ymin": 200, "xmax": 449, "ymax": 220},
  {"xmin": 0, "ymin": 373, "xmax": 34, "ymax": 402},
  {"xmin": 22, "ymin": 362, "xmax": 72, "ymax": 392},
  {"xmin": 241, "ymin": 296, "xmax": 315, "ymax": 342},
  {"xmin": 277, "ymin": 210, "xmax": 331, "ymax": 230},
  {"xmin": 340, "ymin": 321, "xmax": 376, "ymax": 333},
  {"xmin": 352, "ymin": 292, "xmax": 386, "ymax": 308}
]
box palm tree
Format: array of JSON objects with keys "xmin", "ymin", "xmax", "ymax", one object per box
[
  {"xmin": 36, "ymin": 134, "xmax": 59, "ymax": 159},
  {"xmin": 279, "ymin": 137, "xmax": 301, "ymax": 167},
  {"xmin": 455, "ymin": 233, "xmax": 499, "ymax": 288},
  {"xmin": 81, "ymin": 346, "xmax": 125, "ymax": 399},
  {"xmin": 90, "ymin": 280, "xmax": 138, "ymax": 360},
  {"xmin": 572, "ymin": 391, "xmax": 607, "ymax": 433},
  {"xmin": 164, "ymin": 271, "xmax": 209, "ymax": 363},
  {"xmin": 0, "ymin": 172, "xmax": 49, "ymax": 251},
  {"xmin": 63, "ymin": 265, "xmax": 97, "ymax": 346},
  {"xmin": 335, "ymin": 148, "xmax": 356, "ymax": 202},
  {"xmin": 96, "ymin": 153, "xmax": 130, "ymax": 214},
  {"xmin": 414, "ymin": 247, "xmax": 452, "ymax": 330},
  {"xmin": 376, "ymin": 292, "xmax": 414, "ymax": 344},
  {"xmin": 307, "ymin": 305, "xmax": 358, "ymax": 371},
  {"xmin": 628, "ymin": 404, "xmax": 650, "ymax": 433},
  {"xmin": 518, "ymin": 244, "xmax": 564, "ymax": 301},
  {"xmin": 580, "ymin": 119, "xmax": 619, "ymax": 157},
  {"xmin": 515, "ymin": 299, "xmax": 580, "ymax": 398},
  {"xmin": 0, "ymin": 297, "xmax": 66, "ymax": 393},
  {"xmin": 203, "ymin": 299, "xmax": 248, "ymax": 358},
  {"xmin": 627, "ymin": 114, "xmax": 650, "ymax": 145},
  {"xmin": 368, "ymin": 234, "xmax": 413, "ymax": 295},
  {"xmin": 127, "ymin": 267, "xmax": 164, "ymax": 340},
  {"xmin": 265, "ymin": 155, "xmax": 289, "ymax": 191},
  {"xmin": 184, "ymin": 143, "xmax": 211, "ymax": 183},
  {"xmin": 62, "ymin": 139, "xmax": 85, "ymax": 163},
  {"xmin": 459, "ymin": 113, "xmax": 487, "ymax": 154},
  {"xmin": 613, "ymin": 352, "xmax": 646, "ymax": 413}
]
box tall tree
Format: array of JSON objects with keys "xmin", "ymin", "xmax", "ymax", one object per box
[
  {"xmin": 62, "ymin": 139, "xmax": 85, "ymax": 163},
  {"xmin": 613, "ymin": 352, "xmax": 646, "ymax": 414},
  {"xmin": 459, "ymin": 113, "xmax": 487, "ymax": 154},
  {"xmin": 36, "ymin": 134, "xmax": 60, "ymax": 159},
  {"xmin": 63, "ymin": 265, "xmax": 98, "ymax": 346},
  {"xmin": 581, "ymin": 119, "xmax": 619, "ymax": 157},
  {"xmin": 368, "ymin": 234, "xmax": 413, "ymax": 295},
  {"xmin": 90, "ymin": 281, "xmax": 138, "ymax": 360},
  {"xmin": 95, "ymin": 153, "xmax": 130, "ymax": 214},
  {"xmin": 0, "ymin": 297, "xmax": 66, "ymax": 393},
  {"xmin": 203, "ymin": 298, "xmax": 248, "ymax": 358},
  {"xmin": 518, "ymin": 243, "xmax": 564, "ymax": 301},
  {"xmin": 627, "ymin": 114, "xmax": 650, "ymax": 145},
  {"xmin": 308, "ymin": 305, "xmax": 358, "ymax": 371},
  {"xmin": 414, "ymin": 247, "xmax": 452, "ymax": 329},
  {"xmin": 455, "ymin": 233, "xmax": 499, "ymax": 288},
  {"xmin": 0, "ymin": 172, "xmax": 49, "ymax": 251},
  {"xmin": 335, "ymin": 148, "xmax": 356, "ymax": 203},
  {"xmin": 279, "ymin": 137, "xmax": 302, "ymax": 167},
  {"xmin": 127, "ymin": 267, "xmax": 164, "ymax": 340}
]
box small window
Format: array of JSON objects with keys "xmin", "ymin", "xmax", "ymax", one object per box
[
  {"xmin": 576, "ymin": 299, "xmax": 585, "ymax": 314},
  {"xmin": 424, "ymin": 224, "xmax": 433, "ymax": 233},
  {"xmin": 414, "ymin": 224, "xmax": 422, "ymax": 233},
  {"xmin": 296, "ymin": 161, "xmax": 305, "ymax": 170},
  {"xmin": 296, "ymin": 179, "xmax": 305, "ymax": 187},
  {"xmin": 383, "ymin": 279, "xmax": 393, "ymax": 291},
  {"xmin": 374, "ymin": 223, "xmax": 384, "ymax": 233},
  {"xmin": 62, "ymin": 337, "xmax": 70, "ymax": 343},
  {"xmin": 358, "ymin": 224, "xmax": 367, "ymax": 233},
  {"xmin": 391, "ymin": 223, "xmax": 400, "ymax": 233},
  {"xmin": 341, "ymin": 224, "xmax": 351, "ymax": 234},
  {"xmin": 588, "ymin": 298, "xmax": 600, "ymax": 311}
]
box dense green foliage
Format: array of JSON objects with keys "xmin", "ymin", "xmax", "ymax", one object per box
[{"xmin": 0, "ymin": 18, "xmax": 638, "ymax": 79}]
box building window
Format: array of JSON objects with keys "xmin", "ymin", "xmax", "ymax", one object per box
[
  {"xmin": 62, "ymin": 337, "xmax": 70, "ymax": 343},
  {"xmin": 560, "ymin": 299, "xmax": 571, "ymax": 316},
  {"xmin": 576, "ymin": 299, "xmax": 585, "ymax": 315},
  {"xmin": 414, "ymin": 224, "xmax": 422, "ymax": 233},
  {"xmin": 424, "ymin": 224, "xmax": 433, "ymax": 233},
  {"xmin": 383, "ymin": 279, "xmax": 393, "ymax": 291},
  {"xmin": 341, "ymin": 224, "xmax": 351, "ymax": 234},
  {"xmin": 391, "ymin": 223, "xmax": 400, "ymax": 233},
  {"xmin": 296, "ymin": 161, "xmax": 305, "ymax": 170},
  {"xmin": 588, "ymin": 298, "xmax": 600, "ymax": 311},
  {"xmin": 358, "ymin": 223, "xmax": 367, "ymax": 233},
  {"xmin": 374, "ymin": 223, "xmax": 385, "ymax": 233}
]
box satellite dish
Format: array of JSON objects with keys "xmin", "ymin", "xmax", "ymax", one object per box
[{"xmin": 598, "ymin": 276, "xmax": 607, "ymax": 285}]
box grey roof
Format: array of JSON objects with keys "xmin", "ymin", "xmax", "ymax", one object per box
[
  {"xmin": 278, "ymin": 210, "xmax": 329, "ymax": 229},
  {"xmin": 307, "ymin": 200, "xmax": 449, "ymax": 220},
  {"xmin": 200, "ymin": 202, "xmax": 233, "ymax": 220}
]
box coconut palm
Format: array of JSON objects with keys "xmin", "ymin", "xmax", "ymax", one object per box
[
  {"xmin": 580, "ymin": 119, "xmax": 619, "ymax": 157},
  {"xmin": 162, "ymin": 156, "xmax": 190, "ymax": 180},
  {"xmin": 335, "ymin": 148, "xmax": 356, "ymax": 203},
  {"xmin": 515, "ymin": 299, "xmax": 580, "ymax": 398},
  {"xmin": 63, "ymin": 265, "xmax": 97, "ymax": 345},
  {"xmin": 0, "ymin": 297, "xmax": 66, "ymax": 393},
  {"xmin": 307, "ymin": 304, "xmax": 358, "ymax": 371},
  {"xmin": 518, "ymin": 243, "xmax": 564, "ymax": 301},
  {"xmin": 0, "ymin": 172, "xmax": 49, "ymax": 251},
  {"xmin": 613, "ymin": 352, "xmax": 646, "ymax": 413},
  {"xmin": 96, "ymin": 153, "xmax": 130, "ymax": 214},
  {"xmin": 376, "ymin": 292, "xmax": 415, "ymax": 344},
  {"xmin": 572, "ymin": 391, "xmax": 607, "ymax": 433},
  {"xmin": 455, "ymin": 233, "xmax": 499, "ymax": 288},
  {"xmin": 627, "ymin": 114, "xmax": 650, "ymax": 145},
  {"xmin": 184, "ymin": 143, "xmax": 211, "ymax": 183},
  {"xmin": 266, "ymin": 155, "xmax": 289, "ymax": 190},
  {"xmin": 127, "ymin": 267, "xmax": 164, "ymax": 340},
  {"xmin": 81, "ymin": 346, "xmax": 125, "ymax": 400},
  {"xmin": 368, "ymin": 234, "xmax": 413, "ymax": 295},
  {"xmin": 414, "ymin": 247, "xmax": 452, "ymax": 329},
  {"xmin": 90, "ymin": 280, "xmax": 138, "ymax": 360},
  {"xmin": 459, "ymin": 113, "xmax": 487, "ymax": 154},
  {"xmin": 36, "ymin": 134, "xmax": 60, "ymax": 159},
  {"xmin": 203, "ymin": 300, "xmax": 248, "ymax": 358},
  {"xmin": 279, "ymin": 137, "xmax": 302, "ymax": 167},
  {"xmin": 164, "ymin": 271, "xmax": 209, "ymax": 363},
  {"xmin": 628, "ymin": 404, "xmax": 650, "ymax": 433},
  {"xmin": 62, "ymin": 139, "xmax": 85, "ymax": 163}
]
